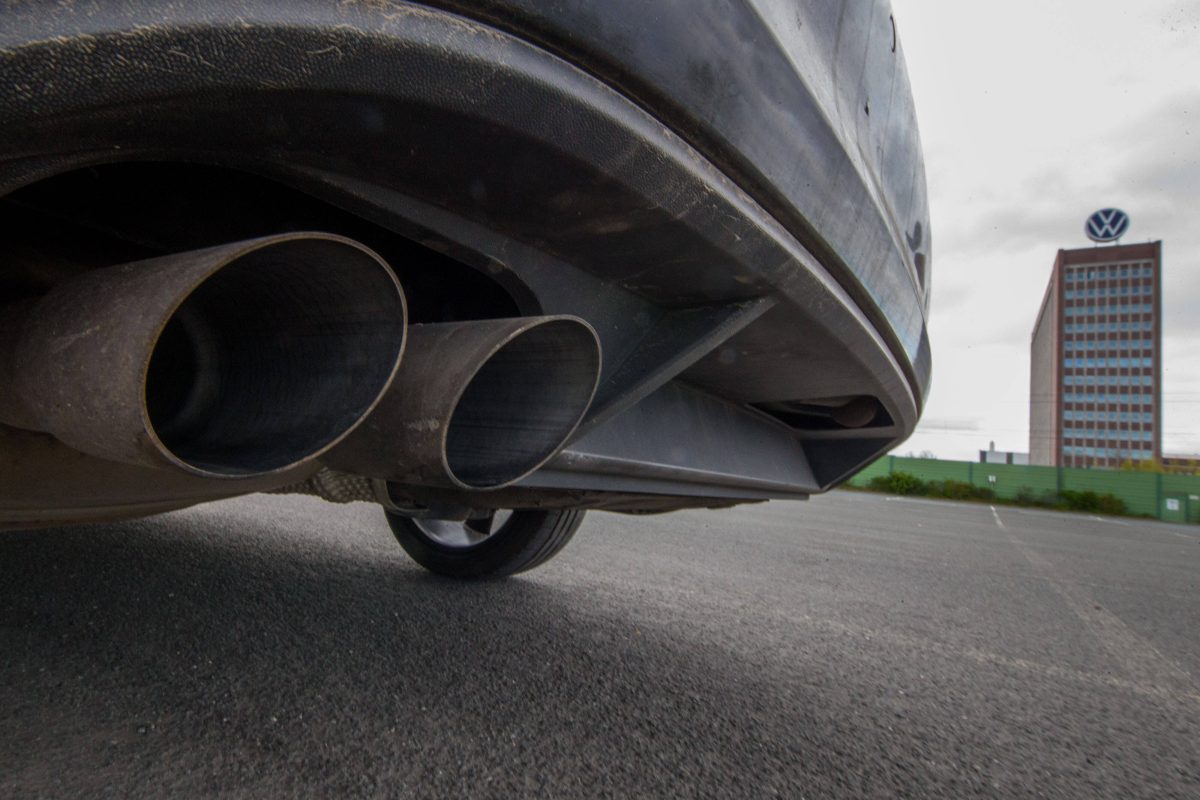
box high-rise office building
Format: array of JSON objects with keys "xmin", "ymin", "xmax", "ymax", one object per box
[{"xmin": 1029, "ymin": 239, "xmax": 1162, "ymax": 468}]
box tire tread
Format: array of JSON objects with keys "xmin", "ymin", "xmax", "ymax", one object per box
[{"xmin": 385, "ymin": 508, "xmax": 585, "ymax": 579}]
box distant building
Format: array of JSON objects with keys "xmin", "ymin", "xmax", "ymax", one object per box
[
  {"xmin": 1162, "ymin": 455, "xmax": 1200, "ymax": 476},
  {"xmin": 1029, "ymin": 240, "xmax": 1162, "ymax": 468},
  {"xmin": 980, "ymin": 441, "xmax": 1029, "ymax": 465}
]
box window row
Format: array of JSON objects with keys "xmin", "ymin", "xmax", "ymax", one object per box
[
  {"xmin": 1065, "ymin": 321, "xmax": 1153, "ymax": 333},
  {"xmin": 1065, "ymin": 265, "xmax": 1153, "ymax": 282},
  {"xmin": 1062, "ymin": 392, "xmax": 1154, "ymax": 404},
  {"xmin": 1064, "ymin": 303, "xmax": 1153, "ymax": 316},
  {"xmin": 1063, "ymin": 446, "xmax": 1153, "ymax": 459},
  {"xmin": 1063, "ymin": 357, "xmax": 1153, "ymax": 368},
  {"xmin": 1063, "ymin": 339, "xmax": 1153, "ymax": 351},
  {"xmin": 1064, "ymin": 375, "xmax": 1153, "ymax": 387},
  {"xmin": 1062, "ymin": 427, "xmax": 1155, "ymax": 441},
  {"xmin": 1063, "ymin": 285, "xmax": 1152, "ymax": 299},
  {"xmin": 1063, "ymin": 410, "xmax": 1152, "ymax": 423}
]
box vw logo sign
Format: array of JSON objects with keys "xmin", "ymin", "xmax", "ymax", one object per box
[{"xmin": 1085, "ymin": 208, "xmax": 1130, "ymax": 243}]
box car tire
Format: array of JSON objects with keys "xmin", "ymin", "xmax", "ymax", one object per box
[{"xmin": 385, "ymin": 508, "xmax": 586, "ymax": 579}]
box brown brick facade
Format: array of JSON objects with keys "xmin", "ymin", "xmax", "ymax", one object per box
[{"xmin": 1029, "ymin": 242, "xmax": 1162, "ymax": 468}]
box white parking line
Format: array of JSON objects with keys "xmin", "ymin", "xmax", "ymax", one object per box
[
  {"xmin": 883, "ymin": 495, "xmax": 959, "ymax": 507},
  {"xmin": 998, "ymin": 510, "xmax": 1199, "ymax": 701},
  {"xmin": 882, "ymin": 494, "xmax": 1198, "ymax": 540}
]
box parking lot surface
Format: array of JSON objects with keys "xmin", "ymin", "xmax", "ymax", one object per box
[{"xmin": 2, "ymin": 491, "xmax": 1197, "ymax": 798}]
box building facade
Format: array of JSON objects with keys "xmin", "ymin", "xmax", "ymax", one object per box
[
  {"xmin": 1162, "ymin": 455, "xmax": 1200, "ymax": 476},
  {"xmin": 1029, "ymin": 241, "xmax": 1162, "ymax": 467}
]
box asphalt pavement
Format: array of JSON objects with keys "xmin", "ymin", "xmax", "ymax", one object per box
[{"xmin": 2, "ymin": 491, "xmax": 1198, "ymax": 799}]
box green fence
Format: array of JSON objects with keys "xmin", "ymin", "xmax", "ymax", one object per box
[{"xmin": 848, "ymin": 456, "xmax": 1200, "ymax": 523}]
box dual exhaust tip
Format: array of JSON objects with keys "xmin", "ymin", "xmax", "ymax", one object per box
[{"xmin": 0, "ymin": 233, "xmax": 600, "ymax": 490}]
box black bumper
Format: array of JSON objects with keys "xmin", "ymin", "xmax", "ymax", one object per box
[{"xmin": 0, "ymin": 0, "xmax": 930, "ymax": 509}]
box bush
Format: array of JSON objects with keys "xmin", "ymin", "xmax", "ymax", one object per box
[
  {"xmin": 856, "ymin": 468, "xmax": 1133, "ymax": 519},
  {"xmin": 867, "ymin": 471, "xmax": 925, "ymax": 495},
  {"xmin": 1058, "ymin": 490, "xmax": 1128, "ymax": 515},
  {"xmin": 1012, "ymin": 487, "xmax": 1061, "ymax": 509},
  {"xmin": 934, "ymin": 479, "xmax": 994, "ymax": 501},
  {"xmin": 864, "ymin": 473, "xmax": 999, "ymax": 501},
  {"xmin": 1013, "ymin": 487, "xmax": 1039, "ymax": 506}
]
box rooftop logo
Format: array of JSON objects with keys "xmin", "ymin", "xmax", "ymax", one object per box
[{"xmin": 1085, "ymin": 208, "xmax": 1130, "ymax": 243}]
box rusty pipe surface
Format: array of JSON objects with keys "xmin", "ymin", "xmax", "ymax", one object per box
[
  {"xmin": 0, "ymin": 233, "xmax": 407, "ymax": 477},
  {"xmin": 324, "ymin": 316, "xmax": 601, "ymax": 490}
]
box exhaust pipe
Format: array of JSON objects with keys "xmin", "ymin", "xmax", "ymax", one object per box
[
  {"xmin": 324, "ymin": 316, "xmax": 601, "ymax": 490},
  {"xmin": 0, "ymin": 233, "xmax": 407, "ymax": 477}
]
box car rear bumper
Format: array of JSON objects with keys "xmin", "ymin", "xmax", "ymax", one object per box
[{"xmin": 0, "ymin": 0, "xmax": 929, "ymax": 516}]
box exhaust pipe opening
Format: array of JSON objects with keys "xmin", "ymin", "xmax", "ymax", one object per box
[
  {"xmin": 323, "ymin": 316, "xmax": 601, "ymax": 490},
  {"xmin": 1, "ymin": 234, "xmax": 407, "ymax": 478},
  {"xmin": 445, "ymin": 319, "xmax": 600, "ymax": 488},
  {"xmin": 143, "ymin": 238, "xmax": 407, "ymax": 475}
]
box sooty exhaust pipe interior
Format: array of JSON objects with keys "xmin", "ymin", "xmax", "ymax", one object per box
[
  {"xmin": 325, "ymin": 316, "xmax": 601, "ymax": 490},
  {"xmin": 0, "ymin": 233, "xmax": 407, "ymax": 477}
]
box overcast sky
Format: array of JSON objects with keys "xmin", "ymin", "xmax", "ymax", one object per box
[{"xmin": 887, "ymin": 0, "xmax": 1200, "ymax": 460}]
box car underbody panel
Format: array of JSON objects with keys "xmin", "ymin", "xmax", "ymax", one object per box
[{"xmin": 0, "ymin": 0, "xmax": 930, "ymax": 527}]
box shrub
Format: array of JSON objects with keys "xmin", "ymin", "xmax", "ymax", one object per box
[
  {"xmin": 1012, "ymin": 487, "xmax": 1060, "ymax": 509},
  {"xmin": 867, "ymin": 471, "xmax": 925, "ymax": 495},
  {"xmin": 1013, "ymin": 487, "xmax": 1038, "ymax": 506},
  {"xmin": 1057, "ymin": 490, "xmax": 1128, "ymax": 515},
  {"xmin": 936, "ymin": 479, "xmax": 994, "ymax": 501},
  {"xmin": 1095, "ymin": 493, "xmax": 1129, "ymax": 516},
  {"xmin": 1038, "ymin": 490, "xmax": 1062, "ymax": 508}
]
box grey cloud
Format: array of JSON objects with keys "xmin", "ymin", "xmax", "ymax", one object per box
[{"xmin": 939, "ymin": 90, "xmax": 1200, "ymax": 261}]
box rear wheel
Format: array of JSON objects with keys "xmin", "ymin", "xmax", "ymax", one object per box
[{"xmin": 385, "ymin": 508, "xmax": 585, "ymax": 579}]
